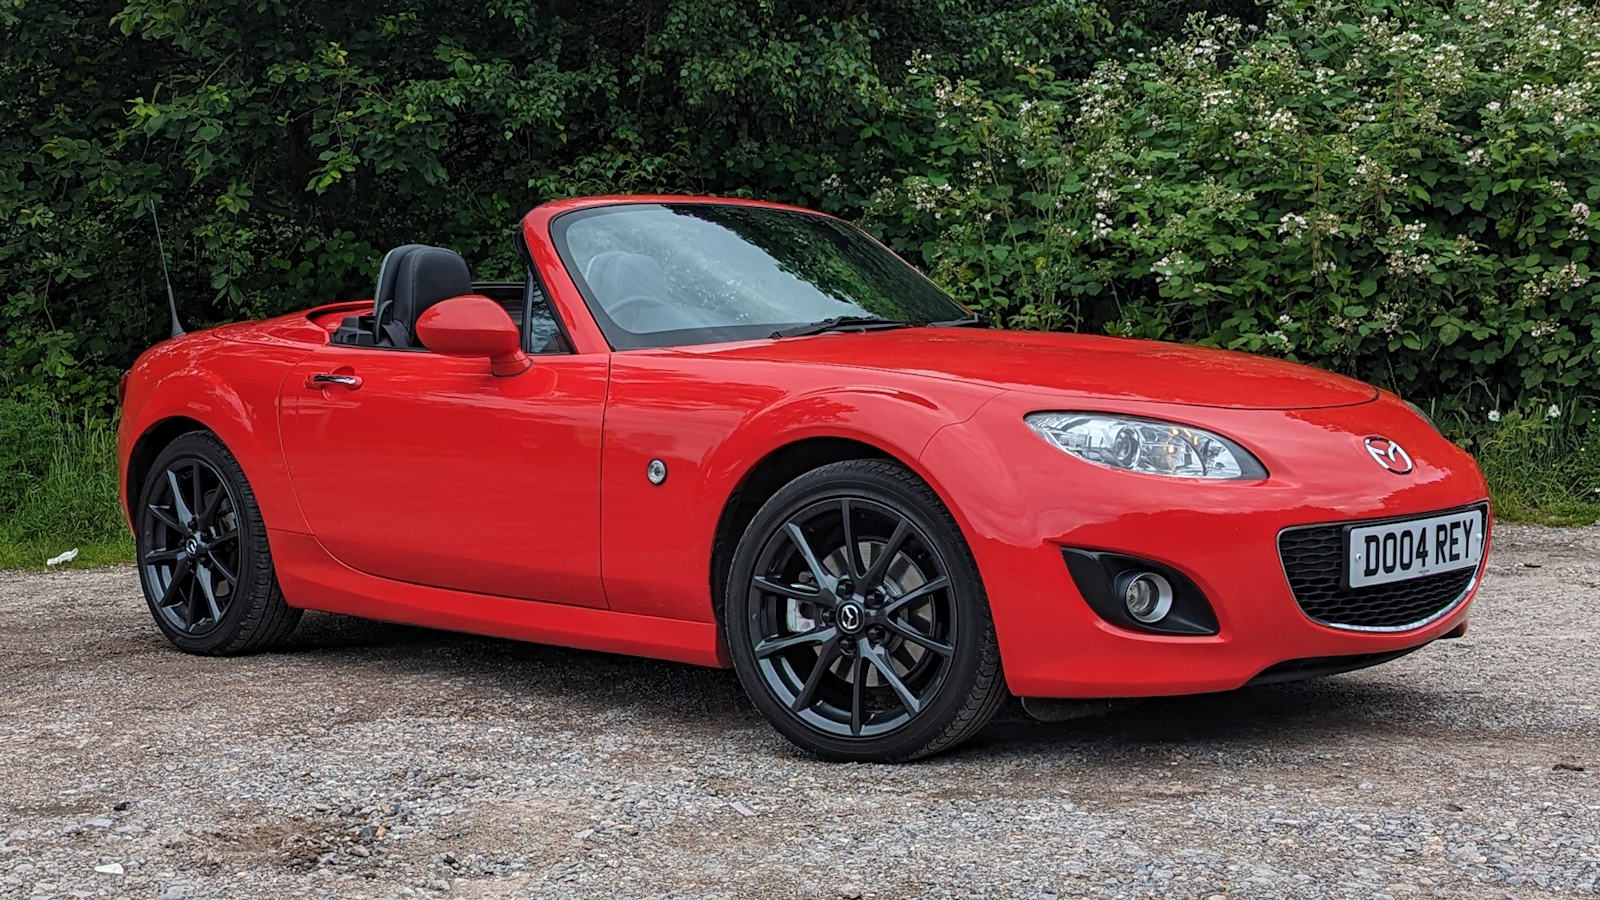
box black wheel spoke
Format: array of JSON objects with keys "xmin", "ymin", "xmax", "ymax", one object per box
[
  {"xmin": 862, "ymin": 642, "xmax": 921, "ymax": 715},
  {"xmin": 185, "ymin": 570, "xmax": 208, "ymax": 628},
  {"xmin": 755, "ymin": 626, "xmax": 837, "ymax": 659},
  {"xmin": 190, "ymin": 463, "xmax": 204, "ymax": 520},
  {"xmin": 147, "ymin": 503, "xmax": 188, "ymax": 536},
  {"xmin": 753, "ymin": 575, "xmax": 826, "ymax": 604},
  {"xmin": 884, "ymin": 619, "xmax": 954, "ymax": 657},
  {"xmin": 861, "ymin": 518, "xmax": 911, "ymax": 591},
  {"xmin": 157, "ymin": 556, "xmax": 193, "ymax": 609},
  {"xmin": 881, "ymin": 575, "xmax": 950, "ymax": 617},
  {"xmin": 196, "ymin": 565, "xmax": 225, "ymax": 623},
  {"xmin": 849, "ymin": 651, "xmax": 866, "ymax": 736},
  {"xmin": 890, "ymin": 643, "xmax": 921, "ymax": 671},
  {"xmin": 785, "ymin": 522, "xmax": 833, "ymax": 591},
  {"xmin": 839, "ymin": 498, "xmax": 864, "ymax": 579},
  {"xmin": 143, "ymin": 546, "xmax": 184, "ymax": 565},
  {"xmin": 198, "ymin": 487, "xmax": 226, "ymax": 530},
  {"xmin": 166, "ymin": 469, "xmax": 194, "ymax": 526},
  {"xmin": 206, "ymin": 551, "xmax": 238, "ymax": 586},
  {"xmin": 211, "ymin": 528, "xmax": 239, "ymax": 545},
  {"xmin": 789, "ymin": 635, "xmax": 841, "ymax": 712}
]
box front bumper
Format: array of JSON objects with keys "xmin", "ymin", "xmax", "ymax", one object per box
[{"xmin": 919, "ymin": 389, "xmax": 1492, "ymax": 699}]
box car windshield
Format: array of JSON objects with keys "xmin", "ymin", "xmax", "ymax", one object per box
[{"xmin": 550, "ymin": 203, "xmax": 972, "ymax": 349}]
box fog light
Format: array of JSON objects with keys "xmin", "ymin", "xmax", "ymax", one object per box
[{"xmin": 1122, "ymin": 572, "xmax": 1174, "ymax": 624}]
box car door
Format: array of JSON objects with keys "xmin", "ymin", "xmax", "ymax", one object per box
[{"xmin": 277, "ymin": 344, "xmax": 609, "ymax": 608}]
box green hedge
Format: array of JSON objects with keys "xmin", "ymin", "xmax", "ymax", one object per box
[
  {"xmin": 2, "ymin": 0, "xmax": 1596, "ymax": 424},
  {"xmin": 890, "ymin": 0, "xmax": 1600, "ymax": 419}
]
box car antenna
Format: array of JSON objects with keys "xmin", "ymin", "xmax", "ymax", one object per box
[{"xmin": 148, "ymin": 198, "xmax": 184, "ymax": 338}]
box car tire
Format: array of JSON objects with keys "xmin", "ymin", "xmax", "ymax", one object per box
[
  {"xmin": 724, "ymin": 459, "xmax": 1006, "ymax": 761},
  {"xmin": 134, "ymin": 431, "xmax": 301, "ymax": 655}
]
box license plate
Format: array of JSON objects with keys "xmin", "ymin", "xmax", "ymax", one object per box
[{"xmin": 1346, "ymin": 509, "xmax": 1485, "ymax": 588}]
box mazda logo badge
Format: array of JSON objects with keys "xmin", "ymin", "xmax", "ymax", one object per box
[
  {"xmin": 837, "ymin": 602, "xmax": 864, "ymax": 634},
  {"xmin": 1364, "ymin": 437, "xmax": 1413, "ymax": 475}
]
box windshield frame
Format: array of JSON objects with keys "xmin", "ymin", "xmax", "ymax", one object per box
[{"xmin": 547, "ymin": 201, "xmax": 971, "ymax": 351}]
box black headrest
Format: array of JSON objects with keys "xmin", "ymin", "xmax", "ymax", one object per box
[
  {"xmin": 372, "ymin": 245, "xmax": 472, "ymax": 347},
  {"xmin": 373, "ymin": 244, "xmax": 428, "ymax": 315}
]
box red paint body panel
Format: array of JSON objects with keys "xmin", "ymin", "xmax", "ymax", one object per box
[
  {"xmin": 118, "ymin": 328, "xmax": 316, "ymax": 535},
  {"xmin": 279, "ymin": 346, "xmax": 609, "ymax": 607},
  {"xmin": 118, "ymin": 194, "xmax": 1492, "ymax": 694},
  {"xmin": 676, "ymin": 328, "xmax": 1378, "ymax": 410},
  {"xmin": 598, "ymin": 351, "xmax": 999, "ymax": 623},
  {"xmin": 921, "ymin": 388, "xmax": 1489, "ymax": 697},
  {"xmin": 267, "ymin": 529, "xmax": 721, "ymax": 666}
]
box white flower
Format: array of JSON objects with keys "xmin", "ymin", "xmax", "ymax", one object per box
[
  {"xmin": 1574, "ymin": 202, "xmax": 1592, "ymax": 224},
  {"xmin": 1548, "ymin": 404, "xmax": 1561, "ymax": 419},
  {"xmin": 1091, "ymin": 212, "xmax": 1113, "ymax": 239},
  {"xmin": 1488, "ymin": 410, "xmax": 1502, "ymax": 422}
]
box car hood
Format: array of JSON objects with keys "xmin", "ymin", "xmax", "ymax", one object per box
[{"xmin": 675, "ymin": 328, "xmax": 1379, "ymax": 410}]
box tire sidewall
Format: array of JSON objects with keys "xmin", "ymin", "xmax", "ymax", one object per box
[
  {"xmin": 135, "ymin": 433, "xmax": 266, "ymax": 654},
  {"xmin": 724, "ymin": 462, "xmax": 996, "ymax": 761}
]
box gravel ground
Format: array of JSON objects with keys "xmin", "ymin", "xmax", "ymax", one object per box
[{"xmin": 0, "ymin": 525, "xmax": 1596, "ymax": 900}]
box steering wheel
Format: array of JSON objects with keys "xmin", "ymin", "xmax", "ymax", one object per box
[{"xmin": 604, "ymin": 294, "xmax": 670, "ymax": 330}]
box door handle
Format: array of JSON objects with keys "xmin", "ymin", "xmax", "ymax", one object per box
[{"xmin": 306, "ymin": 372, "xmax": 363, "ymax": 391}]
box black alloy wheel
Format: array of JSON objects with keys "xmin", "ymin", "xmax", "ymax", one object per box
[
  {"xmin": 142, "ymin": 455, "xmax": 241, "ymax": 636},
  {"xmin": 726, "ymin": 460, "xmax": 1005, "ymax": 761},
  {"xmin": 135, "ymin": 432, "xmax": 301, "ymax": 654}
]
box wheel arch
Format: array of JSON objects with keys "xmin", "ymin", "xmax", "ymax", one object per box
[
  {"xmin": 708, "ymin": 436, "xmax": 914, "ymax": 625},
  {"xmin": 126, "ymin": 416, "xmax": 210, "ymax": 513},
  {"xmin": 119, "ymin": 354, "xmax": 311, "ymax": 535},
  {"xmin": 699, "ymin": 382, "xmax": 1002, "ymax": 629}
]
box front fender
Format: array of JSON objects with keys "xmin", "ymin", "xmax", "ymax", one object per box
[
  {"xmin": 119, "ymin": 334, "xmax": 314, "ymax": 535},
  {"xmin": 702, "ymin": 382, "xmax": 999, "ymax": 497},
  {"xmin": 598, "ymin": 354, "xmax": 1002, "ymax": 624}
]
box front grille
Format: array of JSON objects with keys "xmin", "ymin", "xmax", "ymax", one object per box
[{"xmin": 1278, "ymin": 508, "xmax": 1484, "ymax": 631}]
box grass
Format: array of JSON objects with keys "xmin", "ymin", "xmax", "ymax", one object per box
[
  {"xmin": 1449, "ymin": 405, "xmax": 1600, "ymax": 526},
  {"xmin": 0, "ymin": 539, "xmax": 136, "ymax": 570},
  {"xmin": 0, "ymin": 399, "xmax": 1595, "ymax": 572},
  {"xmin": 0, "ymin": 398, "xmax": 133, "ymax": 571}
]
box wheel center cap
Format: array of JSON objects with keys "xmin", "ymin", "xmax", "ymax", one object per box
[{"xmin": 837, "ymin": 601, "xmax": 866, "ymax": 634}]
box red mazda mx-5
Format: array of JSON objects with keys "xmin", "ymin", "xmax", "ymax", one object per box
[{"xmin": 118, "ymin": 196, "xmax": 1491, "ymax": 761}]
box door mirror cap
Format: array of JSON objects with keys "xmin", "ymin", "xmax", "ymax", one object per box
[{"xmin": 414, "ymin": 295, "xmax": 531, "ymax": 377}]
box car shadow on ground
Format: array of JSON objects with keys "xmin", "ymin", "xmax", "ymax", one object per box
[{"xmin": 270, "ymin": 611, "xmax": 1455, "ymax": 759}]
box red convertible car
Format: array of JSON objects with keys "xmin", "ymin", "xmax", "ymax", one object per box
[{"xmin": 118, "ymin": 196, "xmax": 1491, "ymax": 761}]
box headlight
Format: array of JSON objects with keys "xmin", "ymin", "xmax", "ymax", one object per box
[{"xmin": 1024, "ymin": 412, "xmax": 1267, "ymax": 480}]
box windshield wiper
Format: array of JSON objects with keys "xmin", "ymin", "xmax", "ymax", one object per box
[{"xmin": 770, "ymin": 315, "xmax": 914, "ymax": 338}]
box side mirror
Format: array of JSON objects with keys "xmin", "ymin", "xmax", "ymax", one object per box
[{"xmin": 414, "ymin": 296, "xmax": 531, "ymax": 377}]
